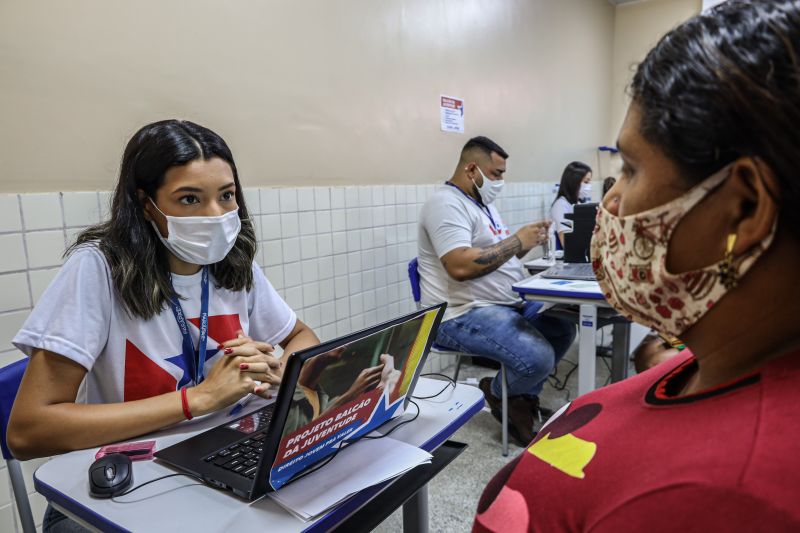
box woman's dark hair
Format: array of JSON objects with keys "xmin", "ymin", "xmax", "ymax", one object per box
[
  {"xmin": 68, "ymin": 120, "xmax": 257, "ymax": 319},
  {"xmin": 602, "ymin": 176, "xmax": 616, "ymax": 198},
  {"xmin": 630, "ymin": 0, "xmax": 800, "ymax": 237},
  {"xmin": 554, "ymin": 161, "xmax": 592, "ymax": 205}
]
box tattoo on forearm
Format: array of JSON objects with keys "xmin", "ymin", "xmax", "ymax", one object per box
[{"xmin": 473, "ymin": 235, "xmax": 522, "ymax": 276}]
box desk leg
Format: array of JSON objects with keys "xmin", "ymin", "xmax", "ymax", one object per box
[
  {"xmin": 402, "ymin": 484, "xmax": 429, "ymax": 533},
  {"xmin": 610, "ymin": 322, "xmax": 631, "ymax": 383},
  {"xmin": 577, "ymin": 304, "xmax": 597, "ymax": 397}
]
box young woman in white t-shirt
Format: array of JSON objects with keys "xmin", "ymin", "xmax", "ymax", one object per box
[
  {"xmin": 8, "ymin": 120, "xmax": 319, "ymax": 462},
  {"xmin": 549, "ymin": 161, "xmax": 593, "ymax": 248}
]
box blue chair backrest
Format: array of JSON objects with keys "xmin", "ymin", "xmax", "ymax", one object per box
[
  {"xmin": 407, "ymin": 258, "xmax": 421, "ymax": 304},
  {"xmin": 0, "ymin": 358, "xmax": 27, "ymax": 460}
]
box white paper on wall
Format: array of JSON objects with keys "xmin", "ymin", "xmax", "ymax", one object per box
[{"xmin": 440, "ymin": 95, "xmax": 464, "ymax": 133}]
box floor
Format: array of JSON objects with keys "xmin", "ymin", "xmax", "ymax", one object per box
[{"xmin": 372, "ymin": 338, "xmax": 628, "ymax": 532}]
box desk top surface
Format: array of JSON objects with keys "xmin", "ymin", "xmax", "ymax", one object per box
[
  {"xmin": 513, "ymin": 274, "xmax": 606, "ymax": 303},
  {"xmin": 34, "ymin": 379, "xmax": 484, "ymax": 533}
]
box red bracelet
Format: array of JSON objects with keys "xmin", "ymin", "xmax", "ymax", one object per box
[{"xmin": 181, "ymin": 388, "xmax": 193, "ymax": 420}]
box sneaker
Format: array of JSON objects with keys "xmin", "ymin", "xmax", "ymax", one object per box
[{"xmin": 479, "ymin": 378, "xmax": 536, "ymax": 446}]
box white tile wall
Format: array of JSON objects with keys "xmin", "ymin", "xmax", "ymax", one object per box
[
  {"xmin": 0, "ymin": 195, "xmax": 22, "ymax": 233},
  {"xmin": 0, "ymin": 466, "xmax": 11, "ymax": 515},
  {"xmin": 20, "ymin": 193, "xmax": 62, "ymax": 231},
  {"xmin": 62, "ymin": 192, "xmax": 101, "ymax": 228},
  {"xmin": 0, "ymin": 182, "xmax": 550, "ymax": 533},
  {"xmin": 0, "ymin": 504, "xmax": 16, "ymax": 533},
  {"xmin": 25, "ymin": 231, "xmax": 66, "ymax": 269},
  {"xmin": 0, "ymin": 234, "xmax": 27, "ymax": 273},
  {"xmin": 0, "ymin": 274, "xmax": 30, "ymax": 312}
]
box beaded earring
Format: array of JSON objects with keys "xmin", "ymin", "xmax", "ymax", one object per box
[{"xmin": 718, "ymin": 233, "xmax": 739, "ymax": 289}]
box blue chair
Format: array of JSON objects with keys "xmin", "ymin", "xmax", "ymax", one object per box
[
  {"xmin": 1, "ymin": 359, "xmax": 36, "ymax": 533},
  {"xmin": 408, "ymin": 259, "xmax": 510, "ymax": 456}
]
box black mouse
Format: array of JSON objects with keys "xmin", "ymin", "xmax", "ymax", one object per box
[{"xmin": 89, "ymin": 453, "xmax": 133, "ymax": 498}]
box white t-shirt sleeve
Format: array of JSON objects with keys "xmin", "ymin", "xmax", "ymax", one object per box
[
  {"xmin": 247, "ymin": 263, "xmax": 297, "ymax": 347},
  {"xmin": 422, "ymin": 195, "xmax": 474, "ymax": 259},
  {"xmin": 550, "ymin": 197, "xmax": 574, "ymax": 233},
  {"xmin": 13, "ymin": 247, "xmax": 112, "ymax": 371}
]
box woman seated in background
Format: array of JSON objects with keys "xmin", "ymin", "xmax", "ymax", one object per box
[
  {"xmin": 549, "ymin": 161, "xmax": 592, "ymax": 248},
  {"xmin": 475, "ymin": 1, "xmax": 800, "ymax": 530},
  {"xmin": 8, "ymin": 120, "xmax": 319, "ymax": 530},
  {"xmin": 602, "ymin": 176, "xmax": 616, "ymax": 197}
]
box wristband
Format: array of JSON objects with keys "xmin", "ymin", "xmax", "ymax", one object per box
[{"xmin": 181, "ymin": 387, "xmax": 193, "ymax": 420}]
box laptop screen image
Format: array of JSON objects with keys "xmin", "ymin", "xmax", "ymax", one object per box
[{"xmin": 267, "ymin": 305, "xmax": 443, "ymax": 490}]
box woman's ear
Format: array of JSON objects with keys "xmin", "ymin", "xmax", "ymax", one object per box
[
  {"xmin": 728, "ymin": 157, "xmax": 780, "ymax": 255},
  {"xmin": 137, "ymin": 189, "xmax": 153, "ymax": 222}
]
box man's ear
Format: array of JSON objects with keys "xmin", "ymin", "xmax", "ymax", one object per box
[
  {"xmin": 137, "ymin": 189, "xmax": 153, "ymax": 222},
  {"xmin": 728, "ymin": 157, "xmax": 780, "ymax": 255}
]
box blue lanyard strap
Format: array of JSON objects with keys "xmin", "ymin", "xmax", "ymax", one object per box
[
  {"xmin": 444, "ymin": 181, "xmax": 499, "ymax": 231},
  {"xmin": 169, "ymin": 266, "xmax": 210, "ymax": 385}
]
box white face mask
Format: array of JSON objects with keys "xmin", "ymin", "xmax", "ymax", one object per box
[
  {"xmin": 580, "ymin": 182, "xmax": 593, "ymax": 202},
  {"xmin": 149, "ymin": 199, "xmax": 241, "ymax": 265},
  {"xmin": 472, "ymin": 167, "xmax": 505, "ymax": 205}
]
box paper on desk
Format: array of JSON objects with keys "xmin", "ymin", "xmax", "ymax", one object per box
[{"xmin": 267, "ymin": 436, "xmax": 432, "ymax": 521}]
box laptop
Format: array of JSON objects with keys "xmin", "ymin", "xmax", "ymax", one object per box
[
  {"xmin": 155, "ymin": 303, "xmax": 446, "ymax": 501},
  {"xmin": 542, "ymin": 202, "xmax": 598, "ymax": 281}
]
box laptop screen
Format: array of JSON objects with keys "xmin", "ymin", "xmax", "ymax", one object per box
[{"xmin": 267, "ymin": 306, "xmax": 442, "ymax": 490}]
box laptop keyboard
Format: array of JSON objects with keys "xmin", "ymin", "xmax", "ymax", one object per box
[
  {"xmin": 540, "ymin": 263, "xmax": 596, "ymax": 281},
  {"xmin": 203, "ymin": 408, "xmax": 273, "ymax": 479}
]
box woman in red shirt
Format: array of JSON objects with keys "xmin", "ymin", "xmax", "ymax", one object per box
[{"xmin": 475, "ymin": 1, "xmax": 800, "ymax": 530}]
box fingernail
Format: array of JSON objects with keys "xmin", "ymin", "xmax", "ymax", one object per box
[
  {"xmin": 239, "ymin": 363, "xmax": 249, "ymax": 370},
  {"xmin": 224, "ymin": 348, "xmax": 233, "ymax": 355},
  {"xmin": 217, "ymin": 344, "xmax": 224, "ymax": 350},
  {"xmin": 254, "ymin": 386, "xmax": 263, "ymax": 394},
  {"xmin": 267, "ymin": 393, "xmax": 274, "ymax": 399}
]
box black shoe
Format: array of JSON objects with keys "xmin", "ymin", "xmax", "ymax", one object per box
[
  {"xmin": 471, "ymin": 356, "xmax": 501, "ymax": 369},
  {"xmin": 521, "ymin": 395, "xmax": 554, "ymax": 423},
  {"xmin": 479, "ymin": 378, "xmax": 536, "ymax": 446}
]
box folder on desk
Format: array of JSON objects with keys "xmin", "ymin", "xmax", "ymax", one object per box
[
  {"xmin": 514, "ymin": 276, "xmax": 604, "ymax": 300},
  {"xmin": 267, "ymin": 436, "xmax": 432, "ymax": 521}
]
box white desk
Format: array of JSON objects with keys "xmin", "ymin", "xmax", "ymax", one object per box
[
  {"xmin": 512, "ymin": 275, "xmax": 630, "ymax": 396},
  {"xmin": 34, "ymin": 379, "xmax": 484, "ymax": 533}
]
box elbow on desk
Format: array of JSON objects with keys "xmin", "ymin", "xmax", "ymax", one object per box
[
  {"xmin": 7, "ymin": 428, "xmax": 38, "ymax": 461},
  {"xmin": 7, "ymin": 417, "xmax": 53, "ymax": 461}
]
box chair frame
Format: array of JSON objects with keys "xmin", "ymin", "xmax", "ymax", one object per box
[
  {"xmin": 408, "ymin": 259, "xmax": 510, "ymax": 456},
  {"xmin": 1, "ymin": 358, "xmax": 37, "ymax": 533}
]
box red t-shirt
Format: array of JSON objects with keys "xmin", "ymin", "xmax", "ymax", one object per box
[{"xmin": 474, "ymin": 349, "xmax": 800, "ymax": 532}]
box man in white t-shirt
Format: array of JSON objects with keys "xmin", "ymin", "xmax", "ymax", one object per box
[{"xmin": 417, "ymin": 136, "xmax": 576, "ymax": 445}]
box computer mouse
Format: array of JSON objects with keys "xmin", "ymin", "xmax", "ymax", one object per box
[{"xmin": 88, "ymin": 453, "xmax": 133, "ymax": 498}]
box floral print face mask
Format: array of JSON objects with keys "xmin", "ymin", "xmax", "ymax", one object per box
[{"xmin": 590, "ymin": 165, "xmax": 776, "ymax": 338}]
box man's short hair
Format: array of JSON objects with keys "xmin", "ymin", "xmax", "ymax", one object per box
[{"xmin": 460, "ymin": 136, "xmax": 508, "ymax": 163}]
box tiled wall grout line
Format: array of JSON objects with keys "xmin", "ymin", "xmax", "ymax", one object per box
[{"xmin": 17, "ymin": 194, "xmax": 35, "ymax": 311}]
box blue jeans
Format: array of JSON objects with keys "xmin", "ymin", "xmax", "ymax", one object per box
[
  {"xmin": 43, "ymin": 505, "xmax": 90, "ymax": 532},
  {"xmin": 436, "ymin": 302, "xmax": 576, "ymax": 398}
]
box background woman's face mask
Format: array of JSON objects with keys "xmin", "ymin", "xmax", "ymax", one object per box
[
  {"xmin": 579, "ymin": 182, "xmax": 593, "ymax": 203},
  {"xmin": 590, "ymin": 166, "xmax": 776, "ymax": 338},
  {"xmin": 149, "ymin": 199, "xmax": 241, "ymax": 265}
]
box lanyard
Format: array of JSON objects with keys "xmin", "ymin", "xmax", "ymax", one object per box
[
  {"xmin": 445, "ymin": 181, "xmax": 500, "ymax": 232},
  {"xmin": 169, "ymin": 265, "xmax": 210, "ymax": 385}
]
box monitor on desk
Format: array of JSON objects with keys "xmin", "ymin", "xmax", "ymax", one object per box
[{"xmin": 563, "ymin": 202, "xmax": 598, "ymax": 263}]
